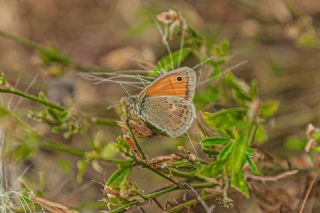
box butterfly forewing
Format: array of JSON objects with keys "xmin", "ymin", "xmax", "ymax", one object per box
[
  {"xmin": 141, "ymin": 67, "xmax": 196, "ymax": 101},
  {"xmin": 140, "ymin": 96, "xmax": 195, "ymax": 138}
]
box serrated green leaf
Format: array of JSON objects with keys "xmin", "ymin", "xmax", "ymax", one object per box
[
  {"xmin": 201, "ymin": 137, "xmax": 229, "ymax": 146},
  {"xmin": 151, "ymin": 48, "xmax": 191, "ymax": 76},
  {"xmin": 107, "ymin": 165, "xmax": 131, "ymax": 187},
  {"xmin": 260, "ymin": 100, "xmax": 279, "ymax": 118}
]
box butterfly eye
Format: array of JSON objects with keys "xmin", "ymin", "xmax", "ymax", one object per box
[{"xmin": 176, "ymin": 76, "xmax": 183, "ymax": 81}]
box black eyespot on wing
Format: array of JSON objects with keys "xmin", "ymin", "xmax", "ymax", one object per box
[{"xmin": 176, "ymin": 76, "xmax": 183, "ymax": 81}]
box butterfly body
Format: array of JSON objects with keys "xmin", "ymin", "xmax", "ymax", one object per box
[{"xmin": 128, "ymin": 67, "xmax": 196, "ymax": 138}]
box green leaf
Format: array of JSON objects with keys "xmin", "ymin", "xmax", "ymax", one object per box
[
  {"xmin": 188, "ymin": 27, "xmax": 203, "ymax": 47},
  {"xmin": 107, "ymin": 165, "xmax": 132, "ymax": 188},
  {"xmin": 77, "ymin": 159, "xmax": 91, "ymax": 183},
  {"xmin": 260, "ymin": 100, "xmax": 279, "ymax": 118},
  {"xmin": 151, "ymin": 48, "xmax": 191, "ymax": 76},
  {"xmin": 225, "ymin": 127, "xmax": 255, "ymax": 197},
  {"xmin": 225, "ymin": 73, "xmax": 253, "ymax": 103},
  {"xmin": 255, "ymin": 124, "xmax": 268, "ymax": 143},
  {"xmin": 230, "ymin": 171, "xmax": 249, "ymax": 197},
  {"xmin": 285, "ymin": 138, "xmax": 306, "ymax": 151},
  {"xmin": 197, "ymin": 160, "xmax": 226, "ymax": 178},
  {"xmin": 218, "ymin": 142, "xmax": 233, "ymax": 160},
  {"xmin": 100, "ymin": 143, "xmax": 119, "ymax": 160},
  {"xmin": 247, "ymin": 148, "xmax": 255, "ymax": 156},
  {"xmin": 219, "ymin": 40, "xmax": 230, "ymax": 54},
  {"xmin": 246, "ymin": 155, "xmax": 261, "ymax": 175},
  {"xmin": 313, "ymin": 130, "xmax": 320, "ymax": 141},
  {"xmin": 202, "ymin": 108, "xmax": 247, "ymax": 136},
  {"xmin": 202, "ymin": 148, "xmax": 219, "ymax": 156},
  {"xmin": 59, "ymin": 110, "xmax": 69, "ymax": 122},
  {"xmin": 201, "ymin": 137, "xmax": 229, "ymax": 146},
  {"xmin": 38, "ymin": 46, "xmax": 70, "ymax": 66},
  {"xmin": 47, "ymin": 108, "xmax": 59, "ymax": 121},
  {"xmin": 0, "ymin": 106, "xmax": 9, "ymax": 117},
  {"xmin": 59, "ymin": 158, "xmax": 72, "ymax": 173},
  {"xmin": 228, "ymin": 128, "xmax": 250, "ymax": 187},
  {"xmin": 194, "ymin": 86, "xmax": 219, "ymax": 110}
]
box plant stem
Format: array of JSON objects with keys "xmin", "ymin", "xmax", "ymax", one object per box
[
  {"xmin": 40, "ymin": 138, "xmax": 85, "ymax": 157},
  {"xmin": 0, "ymin": 30, "xmax": 46, "ymax": 52},
  {"xmin": 136, "ymin": 159, "xmax": 180, "ymax": 185},
  {"xmin": 91, "ymin": 117, "xmax": 117, "ymax": 126},
  {"xmin": 169, "ymin": 168, "xmax": 203, "ymax": 180},
  {"xmin": 166, "ymin": 192, "xmax": 219, "ymax": 213},
  {"xmin": 109, "ymin": 182, "xmax": 219, "ymax": 213},
  {"xmin": 0, "ymin": 87, "xmax": 65, "ymax": 111},
  {"xmin": 123, "ymin": 105, "xmax": 147, "ymax": 160}
]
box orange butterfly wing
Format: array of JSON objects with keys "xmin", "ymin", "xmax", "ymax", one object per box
[{"xmin": 142, "ymin": 67, "xmax": 196, "ymax": 101}]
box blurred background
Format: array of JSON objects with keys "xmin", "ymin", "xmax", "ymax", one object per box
[{"xmin": 0, "ymin": 0, "xmax": 320, "ymax": 212}]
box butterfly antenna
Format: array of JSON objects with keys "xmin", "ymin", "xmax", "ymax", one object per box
[
  {"xmin": 79, "ymin": 72, "xmax": 146, "ymax": 89},
  {"xmin": 198, "ymin": 60, "xmax": 248, "ymax": 86},
  {"xmin": 186, "ymin": 132, "xmax": 199, "ymax": 157},
  {"xmin": 192, "ymin": 55, "xmax": 218, "ymax": 70},
  {"xmin": 119, "ymin": 82, "xmax": 132, "ymax": 98},
  {"xmin": 197, "ymin": 65, "xmax": 203, "ymax": 86}
]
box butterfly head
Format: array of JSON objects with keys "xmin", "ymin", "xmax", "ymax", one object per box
[{"xmin": 127, "ymin": 96, "xmax": 140, "ymax": 115}]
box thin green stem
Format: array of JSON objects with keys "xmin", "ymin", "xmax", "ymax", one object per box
[
  {"xmin": 136, "ymin": 159, "xmax": 180, "ymax": 185},
  {"xmin": 166, "ymin": 192, "xmax": 220, "ymax": 213},
  {"xmin": 0, "ymin": 30, "xmax": 46, "ymax": 51},
  {"xmin": 0, "ymin": 88, "xmax": 65, "ymax": 111},
  {"xmin": 91, "ymin": 117, "xmax": 117, "ymax": 126},
  {"xmin": 124, "ymin": 105, "xmax": 147, "ymax": 160},
  {"xmin": 109, "ymin": 182, "xmax": 218, "ymax": 213},
  {"xmin": 41, "ymin": 138, "xmax": 85, "ymax": 157},
  {"xmin": 169, "ymin": 168, "xmax": 203, "ymax": 180}
]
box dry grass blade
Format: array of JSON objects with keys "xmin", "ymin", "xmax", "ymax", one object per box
[{"xmin": 31, "ymin": 194, "xmax": 79, "ymax": 213}]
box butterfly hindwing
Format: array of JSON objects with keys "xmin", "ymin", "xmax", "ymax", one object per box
[{"xmin": 140, "ymin": 96, "xmax": 195, "ymax": 138}]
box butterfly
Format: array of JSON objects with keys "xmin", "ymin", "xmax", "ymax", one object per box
[{"xmin": 127, "ymin": 67, "xmax": 196, "ymax": 138}]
